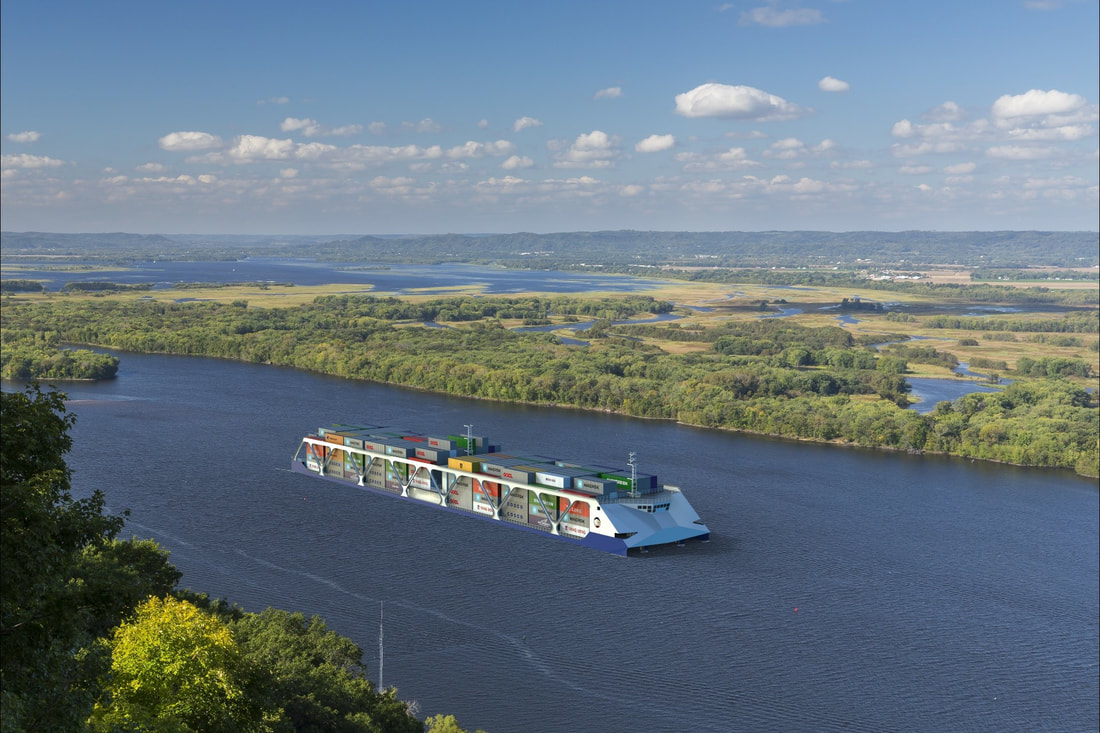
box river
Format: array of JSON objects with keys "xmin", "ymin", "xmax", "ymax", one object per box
[{"xmin": 15, "ymin": 353, "xmax": 1099, "ymax": 732}]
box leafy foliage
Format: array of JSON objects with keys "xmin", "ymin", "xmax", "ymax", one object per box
[
  {"xmin": 88, "ymin": 596, "xmax": 270, "ymax": 732},
  {"xmin": 3, "ymin": 295, "xmax": 1097, "ymax": 475},
  {"xmin": 230, "ymin": 609, "xmax": 423, "ymax": 733},
  {"xmin": 0, "ymin": 385, "xmax": 124, "ymax": 731}
]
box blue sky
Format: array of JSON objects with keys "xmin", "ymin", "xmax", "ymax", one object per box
[{"xmin": 2, "ymin": 0, "xmax": 1097, "ymax": 234}]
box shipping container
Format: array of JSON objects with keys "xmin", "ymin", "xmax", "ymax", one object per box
[
  {"xmin": 499, "ymin": 466, "xmax": 536, "ymax": 484},
  {"xmin": 426, "ymin": 436, "xmax": 457, "ymax": 450},
  {"xmin": 478, "ymin": 456, "xmax": 522, "ymax": 476},
  {"xmin": 472, "ymin": 480, "xmax": 500, "ymax": 517},
  {"xmin": 446, "ymin": 476, "xmax": 473, "ymax": 510},
  {"xmin": 447, "ymin": 433, "xmax": 488, "ymax": 452},
  {"xmin": 385, "ymin": 461, "xmax": 408, "ymax": 493},
  {"xmin": 500, "ymin": 487, "xmax": 529, "ymax": 524},
  {"xmin": 558, "ymin": 497, "xmax": 591, "ymax": 538},
  {"xmin": 343, "ymin": 436, "xmax": 364, "ymax": 450},
  {"xmin": 597, "ymin": 472, "xmax": 659, "ymax": 492},
  {"xmin": 414, "ymin": 446, "xmax": 451, "ymax": 464},
  {"xmin": 363, "ymin": 461, "xmax": 386, "ymax": 489},
  {"xmin": 573, "ymin": 476, "xmax": 617, "ymax": 495},
  {"xmin": 527, "ymin": 491, "xmax": 558, "ymax": 531},
  {"xmin": 448, "ymin": 457, "xmax": 482, "ymax": 472},
  {"xmin": 385, "ymin": 442, "xmax": 416, "ymax": 458}
]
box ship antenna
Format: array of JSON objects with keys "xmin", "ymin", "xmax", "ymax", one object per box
[
  {"xmin": 464, "ymin": 424, "xmax": 474, "ymax": 456},
  {"xmin": 628, "ymin": 451, "xmax": 637, "ymax": 497},
  {"xmin": 378, "ymin": 601, "xmax": 384, "ymax": 690}
]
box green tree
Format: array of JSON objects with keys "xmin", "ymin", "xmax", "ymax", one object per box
[
  {"xmin": 89, "ymin": 595, "xmax": 272, "ymax": 732},
  {"xmin": 1, "ymin": 385, "xmax": 124, "ymax": 731},
  {"xmin": 425, "ymin": 713, "xmax": 486, "ymax": 733},
  {"xmin": 231, "ymin": 608, "xmax": 424, "ymax": 733}
]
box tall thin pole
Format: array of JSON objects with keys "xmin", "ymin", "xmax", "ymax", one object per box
[
  {"xmin": 378, "ymin": 601, "xmax": 384, "ymax": 690},
  {"xmin": 464, "ymin": 424, "xmax": 474, "ymax": 456},
  {"xmin": 629, "ymin": 451, "xmax": 637, "ymax": 497}
]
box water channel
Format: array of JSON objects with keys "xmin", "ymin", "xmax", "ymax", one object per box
[{"xmin": 14, "ymin": 351, "xmax": 1096, "ymax": 732}]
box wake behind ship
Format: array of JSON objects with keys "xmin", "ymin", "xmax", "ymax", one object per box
[{"xmin": 292, "ymin": 423, "xmax": 710, "ymax": 556}]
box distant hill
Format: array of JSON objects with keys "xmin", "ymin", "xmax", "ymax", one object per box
[
  {"xmin": 1, "ymin": 231, "xmax": 178, "ymax": 250},
  {"xmin": 2, "ymin": 229, "xmax": 1097, "ymax": 268}
]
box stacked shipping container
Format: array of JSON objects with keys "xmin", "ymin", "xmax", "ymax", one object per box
[{"xmin": 300, "ymin": 424, "xmax": 671, "ymax": 536}]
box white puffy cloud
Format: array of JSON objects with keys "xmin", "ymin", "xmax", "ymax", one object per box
[
  {"xmin": 514, "ymin": 116, "xmax": 543, "ymax": 132},
  {"xmin": 818, "ymin": 76, "xmax": 849, "ymax": 93},
  {"xmin": 553, "ymin": 130, "xmax": 620, "ymax": 168},
  {"xmin": 330, "ymin": 124, "xmax": 363, "ymax": 137},
  {"xmin": 635, "ymin": 134, "xmax": 675, "ymax": 153},
  {"xmin": 477, "ymin": 119, "xmax": 489, "ymax": 129},
  {"xmin": 620, "ymin": 184, "xmax": 645, "ymax": 196},
  {"xmin": 992, "ymin": 89, "xmax": 1089, "ymax": 120},
  {"xmin": 281, "ymin": 117, "xmax": 320, "ymax": 135},
  {"xmin": 402, "ymin": 118, "xmax": 442, "ymax": 133},
  {"xmin": 369, "ymin": 176, "xmax": 417, "ymax": 195},
  {"xmin": 892, "ymin": 141, "xmax": 966, "ymax": 157},
  {"xmin": 899, "ymin": 165, "xmax": 934, "ymax": 175},
  {"xmin": 891, "ymin": 120, "xmax": 916, "ymax": 138},
  {"xmin": 676, "ymin": 147, "xmax": 761, "ymax": 172},
  {"xmin": 675, "ymin": 83, "xmax": 806, "ymax": 121},
  {"xmin": 258, "ymin": 96, "xmax": 290, "ymax": 105},
  {"xmin": 740, "ymin": 6, "xmax": 825, "ymax": 26},
  {"xmin": 1, "ymin": 153, "xmax": 65, "ymax": 168},
  {"xmin": 334, "ymin": 143, "xmax": 443, "ymax": 170},
  {"xmin": 986, "ymin": 145, "xmax": 1057, "ymax": 160},
  {"xmin": 281, "ymin": 118, "xmax": 363, "ymax": 138},
  {"xmin": 1007, "ymin": 124, "xmax": 1094, "ymax": 141},
  {"xmin": 135, "ymin": 162, "xmax": 166, "ymax": 173},
  {"xmin": 229, "ymin": 134, "xmax": 297, "ymax": 161},
  {"xmin": 159, "ymin": 131, "xmax": 224, "ymax": 151},
  {"xmin": 6, "ymin": 131, "xmax": 40, "ymax": 143},
  {"xmin": 594, "ymin": 87, "xmax": 622, "ymax": 100},
  {"xmin": 944, "ymin": 162, "xmax": 977, "ymax": 175},
  {"xmin": 925, "ymin": 101, "xmax": 965, "ymax": 122},
  {"xmin": 368, "ymin": 122, "xmax": 387, "ymax": 135},
  {"xmin": 446, "ymin": 140, "xmax": 515, "ymax": 159},
  {"xmin": 831, "ymin": 159, "xmax": 872, "ymax": 169},
  {"xmin": 280, "ymin": 168, "xmax": 299, "ymax": 178},
  {"xmin": 501, "ymin": 155, "xmax": 534, "ymax": 170},
  {"xmin": 765, "ymin": 137, "xmax": 806, "ymax": 159}
]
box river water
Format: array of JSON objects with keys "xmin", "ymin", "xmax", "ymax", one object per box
[{"xmin": 15, "ymin": 351, "xmax": 1093, "ymax": 732}]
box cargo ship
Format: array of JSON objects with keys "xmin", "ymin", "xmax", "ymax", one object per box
[{"xmin": 291, "ymin": 423, "xmax": 710, "ymax": 556}]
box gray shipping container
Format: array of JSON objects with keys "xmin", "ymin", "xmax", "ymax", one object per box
[
  {"xmin": 500, "ymin": 487, "xmax": 529, "ymax": 523},
  {"xmin": 500, "ymin": 465, "xmax": 536, "ymax": 484},
  {"xmin": 414, "ymin": 446, "xmax": 451, "ymax": 464},
  {"xmin": 573, "ymin": 476, "xmax": 617, "ymax": 494},
  {"xmin": 447, "ymin": 476, "xmax": 473, "ymax": 510}
]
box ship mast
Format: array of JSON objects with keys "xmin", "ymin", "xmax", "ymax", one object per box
[
  {"xmin": 628, "ymin": 451, "xmax": 637, "ymax": 497},
  {"xmin": 464, "ymin": 424, "xmax": 475, "ymax": 456}
]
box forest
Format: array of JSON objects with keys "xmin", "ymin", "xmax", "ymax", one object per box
[
  {"xmin": 0, "ymin": 385, "xmax": 482, "ymax": 733},
  {"xmin": 2, "ymin": 294, "xmax": 1096, "ymax": 476}
]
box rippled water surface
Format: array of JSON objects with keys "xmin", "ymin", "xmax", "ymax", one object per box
[{"xmin": 21, "ymin": 353, "xmax": 1099, "ymax": 732}]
